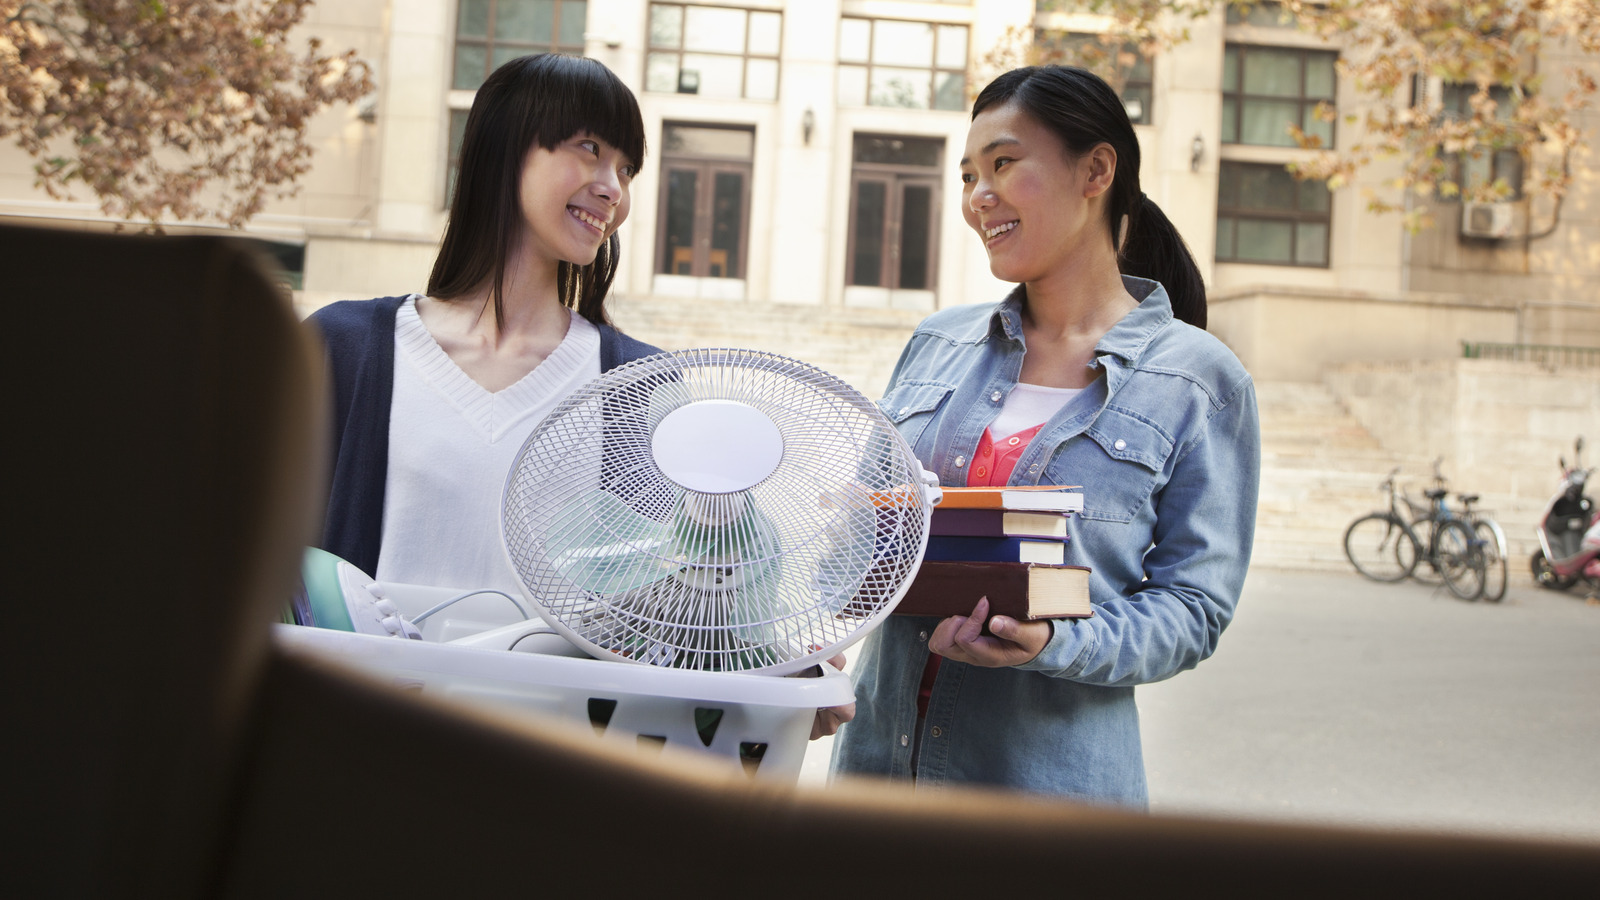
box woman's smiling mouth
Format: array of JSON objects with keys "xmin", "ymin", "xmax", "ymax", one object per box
[
  {"xmin": 984, "ymin": 220, "xmax": 1018, "ymax": 242},
  {"xmin": 569, "ymin": 206, "xmax": 608, "ymax": 235}
]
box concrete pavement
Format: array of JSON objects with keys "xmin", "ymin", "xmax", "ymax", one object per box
[{"xmin": 803, "ymin": 567, "xmax": 1600, "ymax": 845}]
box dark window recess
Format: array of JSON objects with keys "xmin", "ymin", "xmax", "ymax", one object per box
[
  {"xmin": 247, "ymin": 240, "xmax": 305, "ymax": 291},
  {"xmin": 656, "ymin": 123, "xmax": 754, "ymax": 279},
  {"xmin": 1215, "ymin": 160, "xmax": 1331, "ymax": 267},
  {"xmin": 846, "ymin": 134, "xmax": 943, "ymax": 291}
]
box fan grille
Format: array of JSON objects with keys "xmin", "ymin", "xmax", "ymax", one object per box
[{"xmin": 502, "ymin": 348, "xmax": 931, "ymax": 674}]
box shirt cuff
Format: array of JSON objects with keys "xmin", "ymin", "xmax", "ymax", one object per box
[{"xmin": 1016, "ymin": 616, "xmax": 1096, "ymax": 677}]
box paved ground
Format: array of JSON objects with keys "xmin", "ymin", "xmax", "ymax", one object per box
[{"xmin": 803, "ymin": 568, "xmax": 1600, "ymax": 844}]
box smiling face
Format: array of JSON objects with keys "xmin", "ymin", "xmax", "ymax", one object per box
[
  {"xmin": 518, "ymin": 130, "xmax": 637, "ymax": 268},
  {"xmin": 960, "ymin": 101, "xmax": 1115, "ymax": 285}
]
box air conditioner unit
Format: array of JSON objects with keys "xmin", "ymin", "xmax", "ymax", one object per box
[{"xmin": 1461, "ymin": 201, "xmax": 1514, "ymax": 240}]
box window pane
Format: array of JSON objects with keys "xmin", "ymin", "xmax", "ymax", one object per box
[
  {"xmin": 1218, "ymin": 163, "xmax": 1242, "ymax": 207},
  {"xmin": 871, "ymin": 67, "xmax": 931, "ymax": 109},
  {"xmin": 454, "ymin": 44, "xmax": 488, "ymax": 90},
  {"xmin": 936, "ymin": 25, "xmax": 968, "ymax": 69},
  {"xmin": 1460, "ymin": 150, "xmax": 1492, "ymax": 191},
  {"xmin": 711, "ymin": 171, "xmax": 744, "ymax": 278},
  {"xmin": 1235, "ymin": 219, "xmax": 1293, "ymax": 263},
  {"xmin": 1241, "ymin": 47, "xmax": 1302, "ymax": 97},
  {"xmin": 1215, "ymin": 216, "xmax": 1236, "ymax": 259},
  {"xmin": 1237, "ymin": 164, "xmax": 1296, "ymax": 210},
  {"xmin": 934, "ymin": 71, "xmax": 965, "ymax": 111},
  {"xmin": 646, "ymin": 52, "xmax": 679, "ymax": 92},
  {"xmin": 1305, "ymin": 53, "xmax": 1336, "ymax": 98},
  {"xmin": 839, "ymin": 18, "xmax": 870, "ymax": 63},
  {"xmin": 852, "ymin": 135, "xmax": 942, "ymax": 168},
  {"xmin": 491, "ymin": 44, "xmax": 525, "ymax": 72},
  {"xmin": 663, "ymin": 125, "xmax": 754, "ymax": 159},
  {"xmin": 662, "ymin": 169, "xmax": 699, "ymax": 275},
  {"xmin": 447, "ymin": 109, "xmax": 471, "ymax": 205},
  {"xmin": 1223, "ymin": 45, "xmax": 1239, "ymax": 92},
  {"xmin": 746, "ymin": 58, "xmax": 778, "ymax": 101},
  {"xmin": 496, "ymin": 0, "xmax": 554, "ymax": 43},
  {"xmin": 852, "ymin": 181, "xmax": 887, "ymax": 286},
  {"xmin": 1301, "ymin": 107, "xmax": 1333, "ymax": 147},
  {"xmin": 650, "ymin": 3, "xmax": 683, "ymax": 47},
  {"xmin": 1298, "ymin": 178, "xmax": 1331, "ymax": 213},
  {"xmin": 680, "ymin": 53, "xmax": 744, "ymax": 98},
  {"xmin": 1295, "ymin": 222, "xmax": 1328, "ymax": 265},
  {"xmin": 1220, "ymin": 97, "xmax": 1238, "ymax": 143},
  {"xmin": 559, "ymin": 0, "xmax": 587, "ymax": 46},
  {"xmin": 838, "ymin": 65, "xmax": 868, "ymax": 106},
  {"xmin": 1240, "ymin": 99, "xmax": 1301, "ymax": 146},
  {"xmin": 1495, "ymin": 149, "xmax": 1524, "ymax": 197},
  {"xmin": 1125, "ymin": 46, "xmax": 1152, "ymax": 82},
  {"xmin": 684, "ymin": 6, "xmax": 746, "ymax": 53},
  {"xmin": 1123, "ymin": 85, "xmax": 1151, "ymax": 125},
  {"xmin": 899, "ymin": 183, "xmax": 932, "ymax": 290},
  {"xmin": 749, "ymin": 11, "xmax": 782, "ymax": 55},
  {"xmin": 459, "ymin": 0, "xmax": 490, "ymax": 38},
  {"xmin": 873, "ymin": 20, "xmax": 935, "ymax": 67}
]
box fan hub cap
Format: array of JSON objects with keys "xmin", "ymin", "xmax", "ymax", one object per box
[{"xmin": 652, "ymin": 399, "xmax": 784, "ymax": 494}]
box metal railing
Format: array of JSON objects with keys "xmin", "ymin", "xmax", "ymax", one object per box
[{"xmin": 1461, "ymin": 341, "xmax": 1600, "ymax": 368}]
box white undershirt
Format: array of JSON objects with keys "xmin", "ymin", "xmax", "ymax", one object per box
[
  {"xmin": 990, "ymin": 383, "xmax": 1083, "ymax": 439},
  {"xmin": 376, "ymin": 296, "xmax": 601, "ymax": 594}
]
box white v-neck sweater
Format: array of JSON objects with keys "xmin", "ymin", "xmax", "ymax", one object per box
[{"xmin": 376, "ymin": 296, "xmax": 600, "ymax": 594}]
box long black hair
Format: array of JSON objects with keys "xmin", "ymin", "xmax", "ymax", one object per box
[
  {"xmin": 428, "ymin": 54, "xmax": 646, "ymax": 329},
  {"xmin": 972, "ymin": 66, "xmax": 1206, "ymax": 328}
]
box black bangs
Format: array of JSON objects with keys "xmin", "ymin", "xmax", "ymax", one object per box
[{"xmin": 520, "ymin": 54, "xmax": 647, "ymax": 169}]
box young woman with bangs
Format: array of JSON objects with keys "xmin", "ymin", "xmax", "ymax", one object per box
[
  {"xmin": 832, "ymin": 65, "xmax": 1260, "ymax": 805},
  {"xmin": 309, "ymin": 53, "xmax": 660, "ymax": 596}
]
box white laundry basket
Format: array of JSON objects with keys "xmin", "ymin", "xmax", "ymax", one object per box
[{"xmin": 273, "ymin": 623, "xmax": 853, "ymax": 783}]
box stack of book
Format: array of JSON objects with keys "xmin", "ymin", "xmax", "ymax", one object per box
[{"xmin": 894, "ymin": 486, "xmax": 1092, "ymax": 621}]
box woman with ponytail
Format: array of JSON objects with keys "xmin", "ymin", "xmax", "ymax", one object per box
[
  {"xmin": 308, "ymin": 54, "xmax": 659, "ymax": 592},
  {"xmin": 833, "ymin": 66, "xmax": 1259, "ymax": 805}
]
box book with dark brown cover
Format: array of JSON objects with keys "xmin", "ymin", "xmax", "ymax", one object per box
[{"xmin": 892, "ymin": 561, "xmax": 1092, "ymax": 620}]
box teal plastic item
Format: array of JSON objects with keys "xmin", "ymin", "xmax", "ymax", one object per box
[{"xmin": 301, "ymin": 547, "xmax": 357, "ymax": 632}]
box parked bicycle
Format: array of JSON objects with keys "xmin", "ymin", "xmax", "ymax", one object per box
[
  {"xmin": 1456, "ymin": 493, "xmax": 1508, "ymax": 603},
  {"xmin": 1343, "ymin": 466, "xmax": 1486, "ymax": 600}
]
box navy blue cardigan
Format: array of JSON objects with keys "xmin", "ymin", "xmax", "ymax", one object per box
[{"xmin": 307, "ymin": 295, "xmax": 662, "ymax": 576}]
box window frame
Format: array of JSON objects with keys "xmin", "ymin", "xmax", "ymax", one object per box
[
  {"xmin": 1215, "ymin": 160, "xmax": 1332, "ymax": 269},
  {"xmin": 1221, "ymin": 43, "xmax": 1338, "ymax": 149},
  {"xmin": 837, "ymin": 16, "xmax": 969, "ymax": 112},
  {"xmin": 644, "ymin": 3, "xmax": 784, "ymax": 101},
  {"xmin": 451, "ymin": 0, "xmax": 588, "ymax": 92},
  {"xmin": 1438, "ymin": 81, "xmax": 1525, "ymax": 201},
  {"xmin": 1032, "ymin": 30, "xmax": 1153, "ymax": 126}
]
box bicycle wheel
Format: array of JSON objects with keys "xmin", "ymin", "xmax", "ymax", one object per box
[
  {"xmin": 1435, "ymin": 520, "xmax": 1485, "ymax": 601},
  {"xmin": 1473, "ymin": 520, "xmax": 1507, "ymax": 602},
  {"xmin": 1344, "ymin": 514, "xmax": 1417, "ymax": 582}
]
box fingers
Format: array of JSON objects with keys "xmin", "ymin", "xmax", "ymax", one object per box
[
  {"xmin": 955, "ymin": 596, "xmax": 990, "ymax": 645},
  {"xmin": 810, "ymin": 702, "xmax": 856, "ymax": 740},
  {"xmin": 826, "ymin": 652, "xmax": 847, "ymax": 672}
]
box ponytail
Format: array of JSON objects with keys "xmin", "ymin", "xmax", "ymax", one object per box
[
  {"xmin": 973, "ymin": 66, "xmax": 1207, "ymax": 330},
  {"xmin": 1120, "ymin": 195, "xmax": 1206, "ymax": 329}
]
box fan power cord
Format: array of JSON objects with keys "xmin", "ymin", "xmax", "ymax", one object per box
[{"xmin": 410, "ymin": 588, "xmax": 533, "ymax": 625}]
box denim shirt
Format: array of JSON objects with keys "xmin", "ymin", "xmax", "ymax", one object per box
[{"xmin": 831, "ymin": 277, "xmax": 1260, "ymax": 806}]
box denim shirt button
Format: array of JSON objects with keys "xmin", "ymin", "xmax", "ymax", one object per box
[
  {"xmin": 990, "ymin": 390, "xmax": 1003, "ymax": 402},
  {"xmin": 899, "ymin": 734, "xmax": 910, "ymax": 747},
  {"xmin": 1114, "ymin": 438, "xmax": 1127, "ymax": 451},
  {"xmin": 953, "ymin": 455, "xmax": 966, "ymax": 468},
  {"xmin": 918, "ymin": 630, "xmax": 929, "ymax": 641},
  {"xmin": 930, "ymin": 726, "xmax": 944, "ymax": 738}
]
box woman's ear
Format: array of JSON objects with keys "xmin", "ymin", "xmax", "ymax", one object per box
[{"xmin": 1082, "ymin": 143, "xmax": 1118, "ymax": 199}]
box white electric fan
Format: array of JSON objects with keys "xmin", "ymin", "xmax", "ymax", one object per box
[{"xmin": 501, "ymin": 347, "xmax": 940, "ymax": 675}]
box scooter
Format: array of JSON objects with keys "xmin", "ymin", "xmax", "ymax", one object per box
[{"xmin": 1530, "ymin": 436, "xmax": 1600, "ymax": 595}]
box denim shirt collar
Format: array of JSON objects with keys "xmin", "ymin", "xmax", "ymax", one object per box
[{"xmin": 988, "ymin": 275, "xmax": 1175, "ymax": 367}]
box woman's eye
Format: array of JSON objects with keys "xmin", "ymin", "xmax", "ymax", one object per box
[
  {"xmin": 994, "ymin": 157, "xmax": 1012, "ymax": 170},
  {"xmin": 578, "ymin": 140, "xmax": 599, "ymax": 154},
  {"xmin": 620, "ymin": 165, "xmax": 638, "ymax": 179},
  {"xmin": 960, "ymin": 172, "xmax": 975, "ymax": 184}
]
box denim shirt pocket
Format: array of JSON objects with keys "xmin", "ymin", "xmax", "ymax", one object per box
[
  {"xmin": 879, "ymin": 381, "xmax": 956, "ymax": 457},
  {"xmin": 1071, "ymin": 407, "xmax": 1176, "ymax": 524}
]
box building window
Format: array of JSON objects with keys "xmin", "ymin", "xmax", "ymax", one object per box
[
  {"xmin": 1034, "ymin": 31, "xmax": 1153, "ymax": 125},
  {"xmin": 1441, "ymin": 82, "xmax": 1524, "ymax": 199},
  {"xmin": 645, "ymin": 4, "xmax": 782, "ymax": 101},
  {"xmin": 1222, "ymin": 44, "xmax": 1336, "ymax": 148},
  {"xmin": 1215, "ymin": 161, "xmax": 1331, "ymax": 267},
  {"xmin": 1225, "ymin": 1, "xmax": 1295, "ymax": 27},
  {"xmin": 452, "ymin": 0, "xmax": 588, "ymax": 91},
  {"xmin": 656, "ymin": 124, "xmax": 754, "ymax": 280},
  {"xmin": 847, "ymin": 135, "xmax": 943, "ymax": 293},
  {"xmin": 446, "ymin": 109, "xmax": 470, "ymax": 206},
  {"xmin": 838, "ymin": 18, "xmax": 968, "ymax": 111}
]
